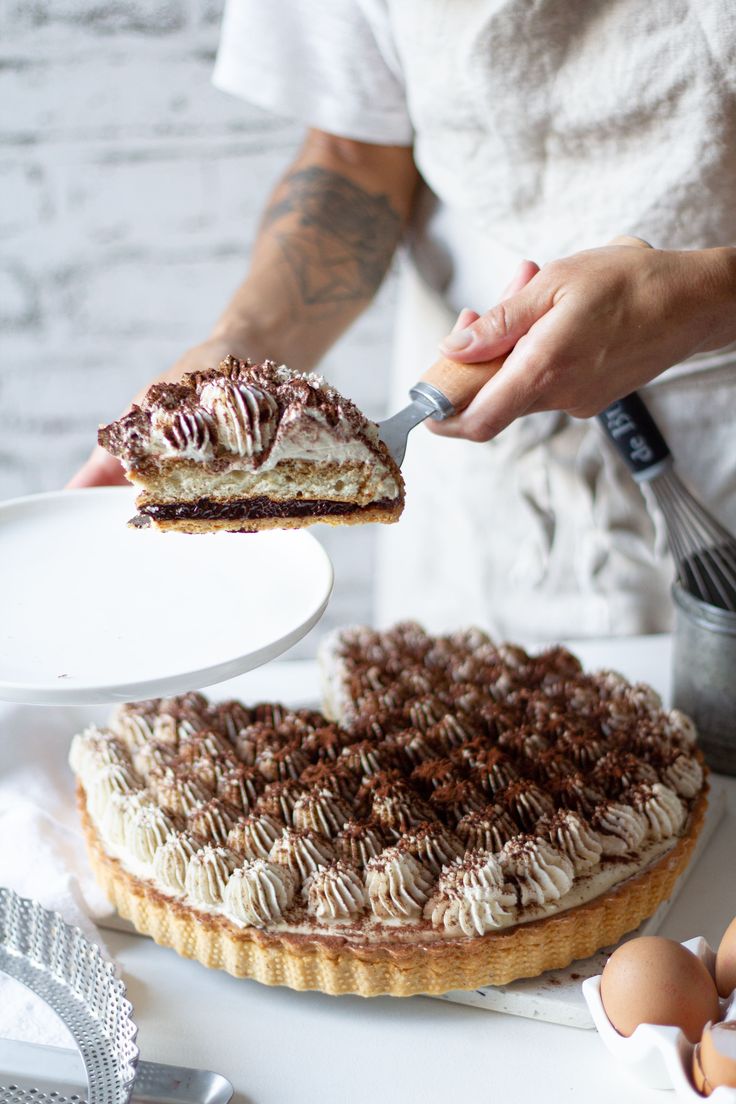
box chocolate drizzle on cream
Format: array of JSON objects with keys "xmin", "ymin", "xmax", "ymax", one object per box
[
  {"xmin": 99, "ymin": 357, "xmax": 399, "ymax": 482},
  {"xmin": 456, "ymin": 804, "xmax": 518, "ymax": 853},
  {"xmin": 223, "ymin": 860, "xmax": 296, "ymax": 927},
  {"xmin": 334, "ymin": 819, "xmax": 386, "ymax": 870},
  {"xmin": 227, "ymin": 813, "xmax": 282, "ymax": 860},
  {"xmin": 269, "ymin": 827, "xmax": 336, "ymax": 881},
  {"xmin": 305, "ymin": 861, "xmax": 367, "ymax": 921}
]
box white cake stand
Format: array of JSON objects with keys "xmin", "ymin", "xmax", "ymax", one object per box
[{"xmin": 0, "ymin": 487, "xmax": 334, "ymax": 705}]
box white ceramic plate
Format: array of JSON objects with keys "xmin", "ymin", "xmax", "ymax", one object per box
[{"xmin": 0, "ymin": 487, "xmax": 334, "ymax": 705}]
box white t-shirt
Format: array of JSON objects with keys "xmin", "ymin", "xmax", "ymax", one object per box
[{"xmin": 214, "ymin": 0, "xmax": 736, "ymax": 376}]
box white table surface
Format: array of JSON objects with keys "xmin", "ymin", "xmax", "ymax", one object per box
[{"xmin": 7, "ymin": 635, "xmax": 736, "ymax": 1104}]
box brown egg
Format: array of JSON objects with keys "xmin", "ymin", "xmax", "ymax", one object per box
[
  {"xmin": 600, "ymin": 936, "xmax": 720, "ymax": 1044},
  {"xmin": 716, "ymin": 917, "xmax": 736, "ymax": 998},
  {"xmin": 697, "ymin": 1022, "xmax": 736, "ymax": 1095}
]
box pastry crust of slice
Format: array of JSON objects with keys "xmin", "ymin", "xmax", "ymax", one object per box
[{"xmin": 79, "ymin": 781, "xmax": 708, "ymax": 997}]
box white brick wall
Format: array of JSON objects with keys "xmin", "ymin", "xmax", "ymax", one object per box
[{"xmin": 0, "ymin": 1, "xmax": 397, "ymax": 656}]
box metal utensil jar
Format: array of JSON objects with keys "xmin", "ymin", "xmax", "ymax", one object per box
[{"xmin": 672, "ymin": 584, "xmax": 736, "ymax": 775}]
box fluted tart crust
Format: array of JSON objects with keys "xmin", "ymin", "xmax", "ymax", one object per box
[{"xmin": 71, "ymin": 623, "xmax": 708, "ymax": 996}]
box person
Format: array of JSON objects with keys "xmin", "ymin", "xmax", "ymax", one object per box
[{"xmin": 71, "ymin": 0, "xmax": 736, "ymax": 640}]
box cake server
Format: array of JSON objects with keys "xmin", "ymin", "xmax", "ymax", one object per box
[{"xmin": 378, "ymin": 354, "xmax": 506, "ymax": 466}]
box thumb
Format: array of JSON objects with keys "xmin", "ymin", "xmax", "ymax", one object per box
[{"xmin": 438, "ymin": 260, "xmax": 545, "ymax": 363}]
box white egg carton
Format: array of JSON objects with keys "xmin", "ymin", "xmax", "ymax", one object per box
[{"xmin": 582, "ymin": 937, "xmax": 736, "ymax": 1100}]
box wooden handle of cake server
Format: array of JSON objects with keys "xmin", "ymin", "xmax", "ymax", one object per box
[{"xmin": 418, "ymin": 353, "xmax": 508, "ymax": 416}]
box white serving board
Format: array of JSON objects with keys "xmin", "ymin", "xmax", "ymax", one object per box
[{"xmin": 0, "ymin": 488, "xmax": 333, "ymax": 705}]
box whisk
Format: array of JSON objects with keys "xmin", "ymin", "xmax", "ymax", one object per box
[{"xmin": 598, "ymin": 392, "xmax": 736, "ymax": 613}]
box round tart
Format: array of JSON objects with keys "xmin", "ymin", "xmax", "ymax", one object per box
[{"xmin": 71, "ymin": 624, "xmax": 708, "ymax": 997}]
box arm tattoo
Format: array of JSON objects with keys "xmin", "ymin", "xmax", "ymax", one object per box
[{"xmin": 262, "ymin": 166, "xmax": 402, "ymax": 309}]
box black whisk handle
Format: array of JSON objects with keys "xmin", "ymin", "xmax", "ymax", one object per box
[{"xmin": 597, "ymin": 392, "xmax": 671, "ymax": 481}]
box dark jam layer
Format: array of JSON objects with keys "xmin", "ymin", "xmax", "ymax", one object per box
[{"xmin": 141, "ymin": 495, "xmax": 396, "ymax": 521}]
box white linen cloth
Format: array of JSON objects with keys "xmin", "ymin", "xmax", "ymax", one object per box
[
  {"xmin": 213, "ymin": 0, "xmax": 736, "ymax": 637},
  {"xmin": 0, "ymin": 701, "xmax": 111, "ymax": 1044}
]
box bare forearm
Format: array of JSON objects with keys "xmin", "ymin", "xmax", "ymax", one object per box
[{"xmin": 209, "ymin": 130, "xmax": 419, "ymax": 371}]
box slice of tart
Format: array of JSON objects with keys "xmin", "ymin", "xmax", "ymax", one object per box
[{"xmin": 98, "ymin": 356, "xmax": 405, "ymax": 533}]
